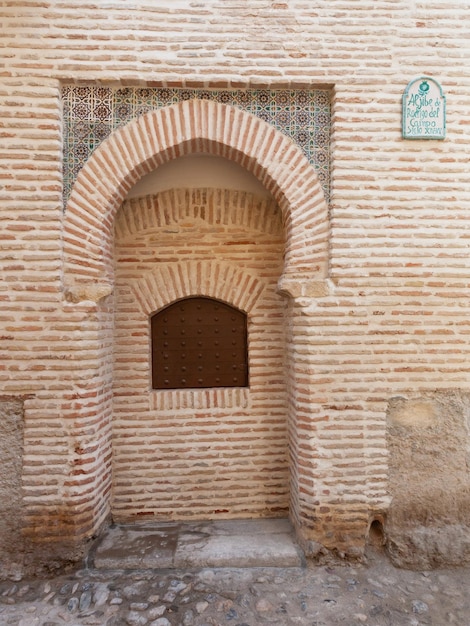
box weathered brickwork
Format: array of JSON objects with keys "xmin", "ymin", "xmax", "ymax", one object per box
[{"xmin": 1, "ymin": 1, "xmax": 470, "ymax": 573}]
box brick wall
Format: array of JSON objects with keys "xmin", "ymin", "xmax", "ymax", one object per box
[{"xmin": 1, "ymin": 1, "xmax": 470, "ymax": 571}]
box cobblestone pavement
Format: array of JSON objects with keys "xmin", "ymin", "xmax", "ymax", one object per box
[{"xmin": 1, "ymin": 550, "xmax": 469, "ymax": 626}]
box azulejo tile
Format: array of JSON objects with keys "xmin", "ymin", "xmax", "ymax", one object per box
[{"xmin": 62, "ymin": 86, "xmax": 331, "ymax": 205}]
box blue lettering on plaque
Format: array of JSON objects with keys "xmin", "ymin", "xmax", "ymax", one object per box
[{"xmin": 402, "ymin": 77, "xmax": 446, "ymax": 139}]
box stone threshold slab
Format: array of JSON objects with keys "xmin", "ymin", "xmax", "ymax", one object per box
[{"xmin": 91, "ymin": 518, "xmax": 305, "ymax": 570}]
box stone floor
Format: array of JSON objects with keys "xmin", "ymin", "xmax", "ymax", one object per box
[{"xmin": 1, "ymin": 519, "xmax": 470, "ymax": 625}]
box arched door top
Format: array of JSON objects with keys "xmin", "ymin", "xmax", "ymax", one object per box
[
  {"xmin": 151, "ymin": 296, "xmax": 248, "ymax": 390},
  {"xmin": 63, "ymin": 99, "xmax": 329, "ymax": 297}
]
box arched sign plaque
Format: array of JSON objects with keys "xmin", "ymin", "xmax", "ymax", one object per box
[{"xmin": 402, "ymin": 76, "xmax": 446, "ymax": 140}]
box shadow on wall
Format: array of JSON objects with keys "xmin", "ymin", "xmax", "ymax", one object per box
[{"xmin": 385, "ymin": 391, "xmax": 470, "ymax": 569}]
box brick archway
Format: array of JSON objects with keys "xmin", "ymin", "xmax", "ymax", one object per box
[
  {"xmin": 60, "ymin": 99, "xmax": 331, "ymax": 557},
  {"xmin": 63, "ymin": 98, "xmax": 329, "ymax": 297}
]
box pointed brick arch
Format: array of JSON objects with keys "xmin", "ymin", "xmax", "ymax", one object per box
[
  {"xmin": 63, "ymin": 98, "xmax": 329, "ymax": 295},
  {"xmin": 59, "ymin": 98, "xmax": 332, "ymax": 558}
]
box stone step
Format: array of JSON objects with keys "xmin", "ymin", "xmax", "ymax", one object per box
[{"xmin": 90, "ymin": 518, "xmax": 305, "ymax": 570}]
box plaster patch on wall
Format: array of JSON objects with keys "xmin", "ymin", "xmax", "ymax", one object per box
[{"xmin": 387, "ymin": 396, "xmax": 439, "ymax": 429}]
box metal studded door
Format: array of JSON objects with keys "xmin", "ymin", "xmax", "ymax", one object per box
[{"xmin": 151, "ymin": 297, "xmax": 248, "ymax": 389}]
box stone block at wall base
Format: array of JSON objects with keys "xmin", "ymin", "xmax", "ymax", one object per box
[
  {"xmin": 0, "ymin": 397, "xmax": 25, "ymax": 581},
  {"xmin": 385, "ymin": 524, "xmax": 470, "ymax": 570},
  {"xmin": 386, "ymin": 390, "xmax": 470, "ymax": 569}
]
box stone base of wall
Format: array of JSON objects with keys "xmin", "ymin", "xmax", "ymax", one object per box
[
  {"xmin": 0, "ymin": 397, "xmax": 25, "ymax": 580},
  {"xmin": 386, "ymin": 525, "xmax": 470, "ymax": 570},
  {"xmin": 385, "ymin": 391, "xmax": 470, "ymax": 569}
]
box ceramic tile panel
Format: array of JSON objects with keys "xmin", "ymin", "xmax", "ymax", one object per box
[{"xmin": 62, "ymin": 86, "xmax": 331, "ymax": 204}]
